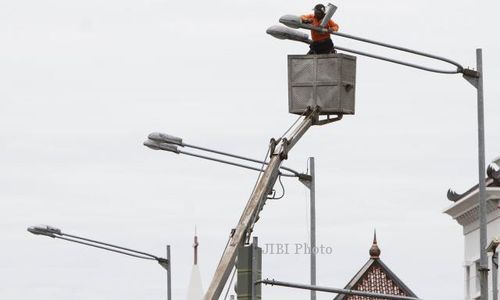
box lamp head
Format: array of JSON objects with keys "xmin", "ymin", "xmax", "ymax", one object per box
[
  {"xmin": 147, "ymin": 132, "xmax": 183, "ymax": 146},
  {"xmin": 143, "ymin": 139, "xmax": 180, "ymax": 154},
  {"xmin": 486, "ymin": 238, "xmax": 500, "ymax": 253},
  {"xmin": 266, "ymin": 25, "xmax": 311, "ymax": 44},
  {"xmin": 487, "ymin": 156, "xmax": 500, "ymax": 180},
  {"xmin": 279, "ymin": 15, "xmax": 303, "ymax": 29},
  {"xmin": 27, "ymin": 225, "xmax": 62, "ymax": 238}
]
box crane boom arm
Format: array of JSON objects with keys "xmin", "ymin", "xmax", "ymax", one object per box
[{"xmin": 204, "ymin": 111, "xmax": 316, "ymax": 300}]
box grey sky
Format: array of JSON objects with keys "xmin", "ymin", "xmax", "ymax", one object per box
[{"xmin": 1, "ymin": 0, "xmax": 499, "ymax": 299}]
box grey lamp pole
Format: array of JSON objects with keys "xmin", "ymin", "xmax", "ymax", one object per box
[
  {"xmin": 268, "ymin": 19, "xmax": 489, "ymax": 299},
  {"xmin": 463, "ymin": 48, "xmax": 488, "ymax": 299},
  {"xmin": 27, "ymin": 225, "xmax": 172, "ymax": 300},
  {"xmin": 144, "ymin": 133, "xmax": 318, "ymax": 298},
  {"xmin": 475, "ymin": 48, "xmax": 488, "ymax": 300},
  {"xmin": 167, "ymin": 245, "xmax": 172, "ymax": 300},
  {"xmin": 306, "ymin": 158, "xmax": 316, "ymax": 300}
]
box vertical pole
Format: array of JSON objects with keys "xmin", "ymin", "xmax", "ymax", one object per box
[
  {"xmin": 492, "ymin": 252, "xmax": 498, "ymax": 300},
  {"xmin": 309, "ymin": 157, "xmax": 317, "ymax": 300},
  {"xmin": 251, "ymin": 237, "xmax": 258, "ymax": 300},
  {"xmin": 167, "ymin": 245, "xmax": 172, "ymax": 300},
  {"xmin": 476, "ymin": 48, "xmax": 489, "ymax": 300}
]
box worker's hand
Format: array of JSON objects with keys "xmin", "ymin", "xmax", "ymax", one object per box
[
  {"xmin": 320, "ymin": 27, "xmax": 329, "ymax": 33},
  {"xmin": 302, "ymin": 19, "xmax": 312, "ymax": 24}
]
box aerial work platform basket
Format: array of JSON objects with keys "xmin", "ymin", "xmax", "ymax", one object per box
[{"xmin": 288, "ymin": 53, "xmax": 356, "ymax": 115}]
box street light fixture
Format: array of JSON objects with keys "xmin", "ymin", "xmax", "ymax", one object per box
[
  {"xmin": 266, "ymin": 25, "xmax": 311, "ymax": 44},
  {"xmin": 144, "ymin": 133, "xmax": 301, "ymax": 178},
  {"xmin": 144, "ymin": 139, "xmax": 180, "ymax": 154},
  {"xmin": 279, "ymin": 15, "xmax": 303, "ymax": 29},
  {"xmin": 488, "ymin": 157, "xmax": 500, "ymax": 180},
  {"xmin": 144, "ymin": 132, "xmax": 318, "ymax": 298},
  {"xmin": 487, "ymin": 238, "xmax": 499, "ymax": 300},
  {"xmin": 28, "ymin": 225, "xmax": 172, "ymax": 300}
]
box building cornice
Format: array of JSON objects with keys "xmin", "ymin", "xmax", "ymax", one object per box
[{"xmin": 443, "ymin": 187, "xmax": 500, "ymax": 226}]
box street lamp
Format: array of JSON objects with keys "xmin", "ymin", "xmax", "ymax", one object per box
[
  {"xmin": 267, "ymin": 13, "xmax": 489, "ymax": 299},
  {"xmin": 488, "ymin": 157, "xmax": 500, "ymax": 179},
  {"xmin": 144, "ymin": 132, "xmax": 301, "ymax": 178},
  {"xmin": 28, "ymin": 225, "xmax": 172, "ymax": 300},
  {"xmin": 144, "ymin": 132, "xmax": 318, "ymax": 297},
  {"xmin": 487, "ymin": 238, "xmax": 499, "ymax": 300},
  {"xmin": 266, "ymin": 25, "xmax": 311, "ymax": 44}
]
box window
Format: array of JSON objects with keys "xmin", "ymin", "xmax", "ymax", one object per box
[
  {"xmin": 465, "ymin": 265, "xmax": 470, "ymax": 298},
  {"xmin": 475, "ymin": 260, "xmax": 481, "ymax": 295}
]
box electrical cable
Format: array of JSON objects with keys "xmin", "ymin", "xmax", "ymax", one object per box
[
  {"xmin": 268, "ymin": 175, "xmax": 285, "ymax": 200},
  {"xmin": 223, "ymin": 266, "xmax": 237, "ymax": 300},
  {"xmin": 246, "ymin": 144, "xmax": 272, "ymax": 240},
  {"xmin": 304, "ymin": 158, "xmax": 311, "ymax": 242}
]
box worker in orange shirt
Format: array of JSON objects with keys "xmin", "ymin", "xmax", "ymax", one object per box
[{"xmin": 301, "ymin": 4, "xmax": 339, "ymax": 54}]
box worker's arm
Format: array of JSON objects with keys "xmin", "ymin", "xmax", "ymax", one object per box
[
  {"xmin": 301, "ymin": 13, "xmax": 314, "ymax": 24},
  {"xmin": 328, "ymin": 19, "xmax": 339, "ymax": 32}
]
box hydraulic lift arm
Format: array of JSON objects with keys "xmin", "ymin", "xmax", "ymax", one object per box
[{"xmin": 204, "ymin": 109, "xmax": 318, "ymax": 300}]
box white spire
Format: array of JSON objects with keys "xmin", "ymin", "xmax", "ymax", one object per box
[{"xmin": 187, "ymin": 227, "xmax": 203, "ymax": 300}]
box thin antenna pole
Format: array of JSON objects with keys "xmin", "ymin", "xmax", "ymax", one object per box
[{"xmin": 194, "ymin": 227, "xmax": 199, "ymax": 265}]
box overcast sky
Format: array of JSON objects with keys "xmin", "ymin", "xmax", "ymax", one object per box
[{"xmin": 1, "ymin": 1, "xmax": 499, "ymax": 299}]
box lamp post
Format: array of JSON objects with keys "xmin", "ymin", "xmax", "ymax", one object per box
[
  {"xmin": 267, "ymin": 15, "xmax": 488, "ymax": 299},
  {"xmin": 487, "ymin": 239, "xmax": 499, "ymax": 300},
  {"xmin": 28, "ymin": 225, "xmax": 172, "ymax": 300},
  {"xmin": 144, "ymin": 132, "xmax": 318, "ymax": 299}
]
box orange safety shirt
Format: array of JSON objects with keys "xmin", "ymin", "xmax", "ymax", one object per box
[{"xmin": 300, "ymin": 14, "xmax": 339, "ymax": 42}]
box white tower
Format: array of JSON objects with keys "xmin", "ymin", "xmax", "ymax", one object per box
[
  {"xmin": 444, "ymin": 159, "xmax": 500, "ymax": 300},
  {"xmin": 187, "ymin": 229, "xmax": 203, "ymax": 300}
]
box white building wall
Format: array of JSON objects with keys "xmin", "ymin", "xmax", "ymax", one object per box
[
  {"xmin": 444, "ymin": 186, "xmax": 500, "ymax": 300},
  {"xmin": 463, "ymin": 215, "xmax": 499, "ymax": 300}
]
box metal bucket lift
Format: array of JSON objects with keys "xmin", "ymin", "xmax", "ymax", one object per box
[{"xmin": 288, "ymin": 53, "xmax": 356, "ymax": 116}]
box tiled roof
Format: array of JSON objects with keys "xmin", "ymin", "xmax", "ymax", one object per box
[{"xmin": 334, "ymin": 234, "xmax": 417, "ymax": 300}]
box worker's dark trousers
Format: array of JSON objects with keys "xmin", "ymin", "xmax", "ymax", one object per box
[{"xmin": 308, "ymin": 38, "xmax": 336, "ymax": 54}]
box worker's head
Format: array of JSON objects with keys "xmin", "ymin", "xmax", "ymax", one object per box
[{"xmin": 314, "ymin": 4, "xmax": 326, "ymax": 20}]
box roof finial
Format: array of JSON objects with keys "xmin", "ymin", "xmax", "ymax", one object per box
[{"xmin": 369, "ymin": 229, "xmax": 381, "ymax": 259}]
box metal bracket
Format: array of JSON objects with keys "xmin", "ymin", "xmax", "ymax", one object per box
[
  {"xmin": 157, "ymin": 258, "xmax": 169, "ymax": 271},
  {"xmin": 463, "ymin": 75, "xmax": 478, "ymax": 88},
  {"xmin": 279, "ymin": 138, "xmax": 290, "ymax": 160},
  {"xmin": 245, "ymin": 228, "xmax": 253, "ymax": 244},
  {"xmin": 298, "ymin": 173, "xmax": 312, "ymax": 188},
  {"xmin": 313, "ymin": 114, "xmax": 344, "ymax": 126},
  {"xmin": 478, "ymin": 266, "xmax": 490, "ymax": 272},
  {"xmin": 269, "ymin": 138, "xmax": 278, "ymax": 157},
  {"xmin": 462, "ymin": 68, "xmax": 480, "ymax": 88}
]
